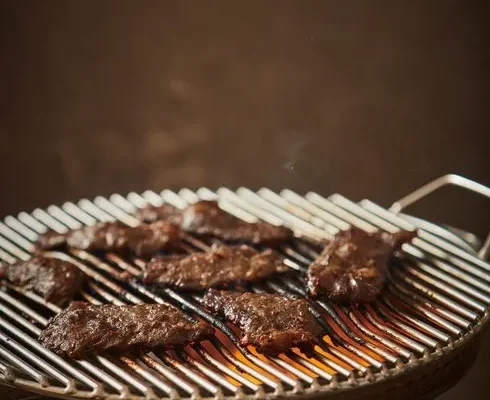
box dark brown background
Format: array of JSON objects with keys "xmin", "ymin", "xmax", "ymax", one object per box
[{"xmin": 0, "ymin": 1, "xmax": 488, "ymax": 399}]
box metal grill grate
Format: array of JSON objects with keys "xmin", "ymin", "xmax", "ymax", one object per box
[{"xmin": 0, "ymin": 184, "xmax": 489, "ymax": 400}]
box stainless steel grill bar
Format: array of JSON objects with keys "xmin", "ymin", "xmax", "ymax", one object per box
[
  {"xmin": 374, "ymin": 301, "xmax": 441, "ymax": 346},
  {"xmin": 386, "ymin": 279, "xmax": 470, "ymax": 329},
  {"xmin": 0, "ymin": 222, "xmax": 35, "ymax": 251},
  {"xmin": 0, "ymin": 331, "xmax": 72, "ymax": 390},
  {"xmin": 343, "ymin": 309, "xmax": 412, "ymax": 362},
  {"xmin": 0, "ymin": 344, "xmax": 48, "ymax": 387},
  {"xmin": 118, "ymin": 356, "xmax": 180, "ymax": 400},
  {"xmin": 179, "ymin": 354, "xmax": 241, "ymax": 398},
  {"xmin": 363, "ymin": 199, "xmax": 490, "ymax": 270},
  {"xmin": 390, "ymin": 174, "xmax": 490, "ymax": 260},
  {"xmin": 157, "ymin": 354, "xmax": 222, "ymax": 398},
  {"xmin": 258, "ymin": 281, "xmax": 368, "ymax": 376},
  {"xmin": 384, "ymin": 285, "xmax": 463, "ymax": 335},
  {"xmin": 390, "ymin": 267, "xmax": 478, "ymax": 320},
  {"xmin": 361, "ymin": 306, "xmax": 427, "ymax": 355},
  {"xmin": 4, "ymin": 216, "xmax": 38, "ymax": 241},
  {"xmin": 140, "ymin": 354, "xmax": 197, "ymax": 398},
  {"xmin": 0, "ymin": 248, "xmax": 16, "ymax": 264},
  {"xmin": 219, "ymin": 188, "xmax": 331, "ymax": 241},
  {"xmin": 0, "ymin": 286, "xmax": 51, "ymax": 324},
  {"xmin": 0, "ymin": 236, "xmax": 29, "ymax": 260}
]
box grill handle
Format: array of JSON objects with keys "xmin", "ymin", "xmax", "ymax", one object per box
[{"xmin": 390, "ymin": 174, "xmax": 490, "ymax": 260}]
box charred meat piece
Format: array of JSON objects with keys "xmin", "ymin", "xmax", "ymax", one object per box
[
  {"xmin": 181, "ymin": 200, "xmax": 293, "ymax": 245},
  {"xmin": 0, "ymin": 256, "xmax": 85, "ymax": 306},
  {"xmin": 36, "ymin": 221, "xmax": 129, "ymax": 251},
  {"xmin": 143, "ymin": 244, "xmax": 287, "ymax": 290},
  {"xmin": 307, "ymin": 227, "xmax": 416, "ymax": 303},
  {"xmin": 66, "ymin": 221, "xmax": 129, "ymax": 251},
  {"xmin": 125, "ymin": 221, "xmax": 181, "ymax": 257},
  {"xmin": 135, "ymin": 200, "xmax": 293, "ymax": 245},
  {"xmin": 201, "ymin": 289, "xmax": 322, "ymax": 355},
  {"xmin": 39, "ymin": 301, "xmax": 213, "ymax": 359},
  {"xmin": 134, "ymin": 204, "xmax": 183, "ymax": 224},
  {"xmin": 36, "ymin": 221, "xmax": 181, "ymax": 257}
]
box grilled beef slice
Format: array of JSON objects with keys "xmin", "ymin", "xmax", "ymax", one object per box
[
  {"xmin": 143, "ymin": 244, "xmax": 287, "ymax": 290},
  {"xmin": 39, "ymin": 301, "xmax": 213, "ymax": 358},
  {"xmin": 201, "ymin": 289, "xmax": 322, "ymax": 355},
  {"xmin": 0, "ymin": 256, "xmax": 85, "ymax": 306},
  {"xmin": 135, "ymin": 200, "xmax": 293, "ymax": 245},
  {"xmin": 307, "ymin": 227, "xmax": 416, "ymax": 303},
  {"xmin": 36, "ymin": 221, "xmax": 180, "ymax": 257}
]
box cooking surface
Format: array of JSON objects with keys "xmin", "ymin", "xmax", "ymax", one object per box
[
  {"xmin": 0, "ymin": 188, "xmax": 488, "ymax": 400},
  {"xmin": 0, "ymin": 1, "xmax": 488, "ymax": 399}
]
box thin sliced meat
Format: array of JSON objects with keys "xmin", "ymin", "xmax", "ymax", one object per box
[
  {"xmin": 66, "ymin": 221, "xmax": 129, "ymax": 251},
  {"xmin": 36, "ymin": 221, "xmax": 181, "ymax": 257},
  {"xmin": 0, "ymin": 256, "xmax": 85, "ymax": 306},
  {"xmin": 143, "ymin": 244, "xmax": 287, "ymax": 290},
  {"xmin": 39, "ymin": 301, "xmax": 213, "ymax": 359},
  {"xmin": 201, "ymin": 289, "xmax": 322, "ymax": 355},
  {"xmin": 307, "ymin": 227, "xmax": 416, "ymax": 303},
  {"xmin": 181, "ymin": 201, "xmax": 293, "ymax": 245},
  {"xmin": 135, "ymin": 200, "xmax": 293, "ymax": 245},
  {"xmin": 125, "ymin": 221, "xmax": 181, "ymax": 257}
]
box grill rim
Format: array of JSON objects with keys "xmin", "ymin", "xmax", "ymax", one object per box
[{"xmin": 0, "ymin": 175, "xmax": 489, "ymax": 400}]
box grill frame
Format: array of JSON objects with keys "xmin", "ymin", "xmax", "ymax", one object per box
[{"xmin": 0, "ymin": 174, "xmax": 489, "ymax": 400}]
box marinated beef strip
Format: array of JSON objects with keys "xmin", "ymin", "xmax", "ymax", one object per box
[
  {"xmin": 66, "ymin": 221, "xmax": 129, "ymax": 251},
  {"xmin": 143, "ymin": 244, "xmax": 288, "ymax": 290},
  {"xmin": 0, "ymin": 256, "xmax": 85, "ymax": 306},
  {"xmin": 201, "ymin": 289, "xmax": 322, "ymax": 355},
  {"xmin": 36, "ymin": 221, "xmax": 181, "ymax": 257},
  {"xmin": 134, "ymin": 204, "xmax": 183, "ymax": 224},
  {"xmin": 307, "ymin": 227, "xmax": 417, "ymax": 303},
  {"xmin": 135, "ymin": 200, "xmax": 293, "ymax": 245},
  {"xmin": 39, "ymin": 301, "xmax": 213, "ymax": 359},
  {"xmin": 124, "ymin": 221, "xmax": 181, "ymax": 257},
  {"xmin": 182, "ymin": 200, "xmax": 294, "ymax": 245}
]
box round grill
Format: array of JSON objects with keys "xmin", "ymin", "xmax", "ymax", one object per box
[{"xmin": 0, "ymin": 174, "xmax": 489, "ymax": 400}]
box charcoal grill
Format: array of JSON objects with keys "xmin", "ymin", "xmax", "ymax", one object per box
[{"xmin": 0, "ymin": 174, "xmax": 489, "ymax": 400}]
